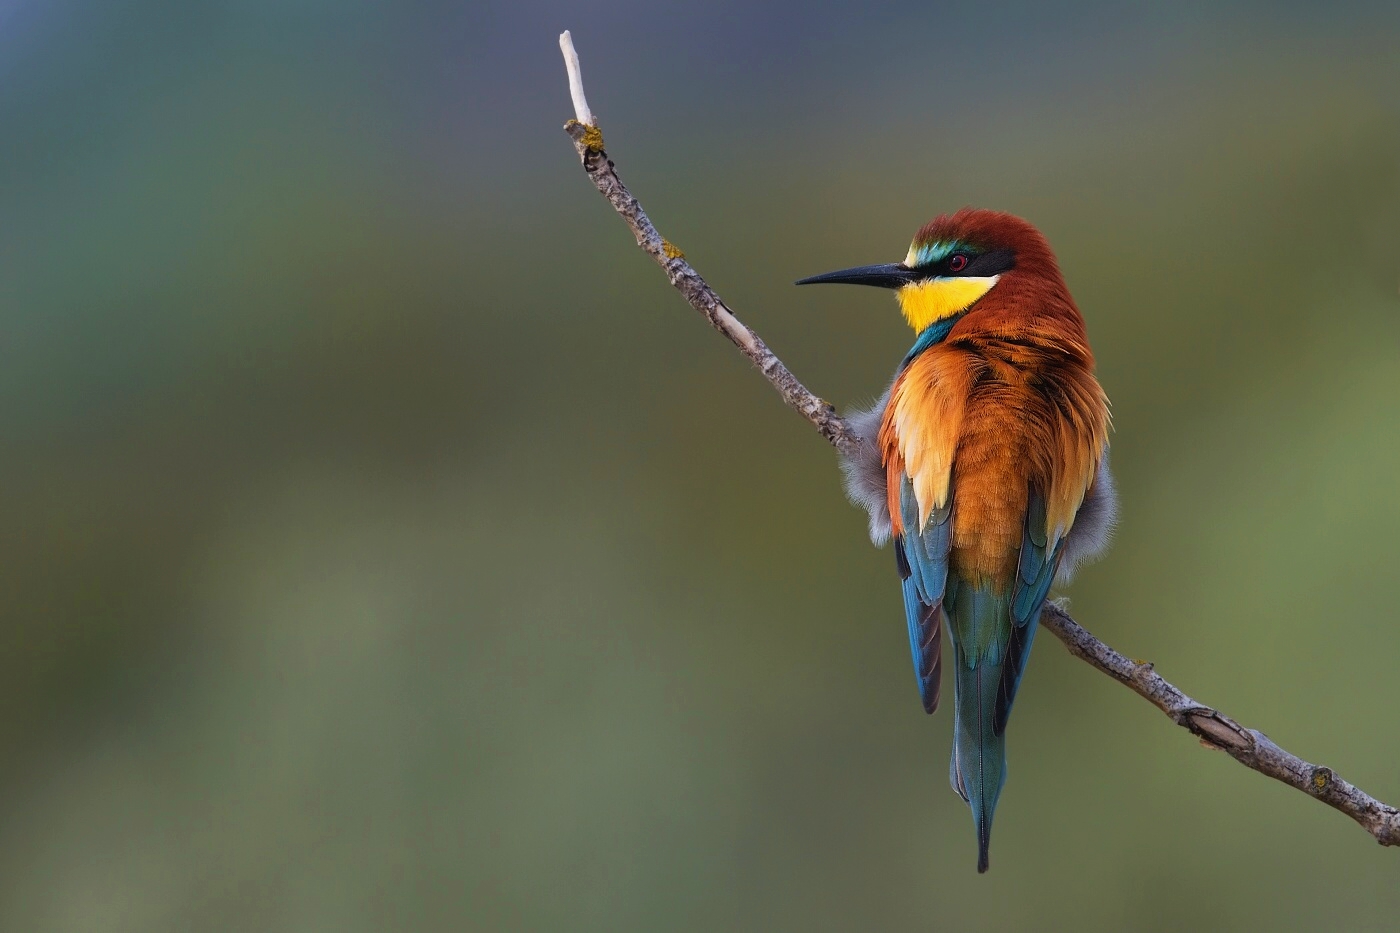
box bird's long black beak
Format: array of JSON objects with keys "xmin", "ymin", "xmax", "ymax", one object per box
[{"xmin": 794, "ymin": 262, "xmax": 917, "ymax": 289}]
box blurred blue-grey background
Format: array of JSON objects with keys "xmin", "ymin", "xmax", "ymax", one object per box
[{"xmin": 1, "ymin": 1, "xmax": 1398, "ymax": 930}]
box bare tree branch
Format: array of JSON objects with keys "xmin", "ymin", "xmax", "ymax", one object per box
[
  {"xmin": 1041, "ymin": 603, "xmax": 1399, "ymax": 846},
  {"xmin": 556, "ymin": 31, "xmax": 1399, "ymax": 850},
  {"xmin": 557, "ymin": 32, "xmax": 859, "ymax": 456}
]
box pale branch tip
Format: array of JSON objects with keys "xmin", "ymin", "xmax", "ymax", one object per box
[
  {"xmin": 558, "ymin": 31, "xmax": 594, "ymax": 126},
  {"xmin": 555, "ymin": 31, "xmax": 1399, "ymax": 850}
]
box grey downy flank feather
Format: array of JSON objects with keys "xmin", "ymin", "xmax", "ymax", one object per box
[
  {"xmin": 838, "ymin": 383, "xmax": 894, "ymax": 546},
  {"xmin": 1055, "ymin": 451, "xmax": 1118, "ymax": 584}
]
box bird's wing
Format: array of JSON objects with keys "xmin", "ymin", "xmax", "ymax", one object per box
[
  {"xmin": 895, "ymin": 474, "xmax": 952, "ymax": 714},
  {"xmin": 994, "ymin": 489, "xmax": 1063, "ymax": 735},
  {"xmin": 881, "ymin": 344, "xmax": 977, "ymax": 716}
]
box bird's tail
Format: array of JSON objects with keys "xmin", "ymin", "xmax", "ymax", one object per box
[{"xmin": 946, "ymin": 577, "xmax": 1014, "ymax": 874}]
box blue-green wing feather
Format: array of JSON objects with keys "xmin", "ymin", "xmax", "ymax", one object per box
[
  {"xmin": 894, "ymin": 476, "xmax": 951, "ymax": 714},
  {"xmin": 994, "ymin": 489, "xmax": 1063, "ymax": 736}
]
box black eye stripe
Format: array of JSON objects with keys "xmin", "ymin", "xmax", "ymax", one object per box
[
  {"xmin": 962, "ymin": 249, "xmax": 1015, "ymax": 276},
  {"xmin": 917, "ymin": 248, "xmax": 1016, "ymax": 278}
]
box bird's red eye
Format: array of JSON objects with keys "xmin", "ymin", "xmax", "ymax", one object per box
[{"xmin": 949, "ymin": 254, "xmax": 968, "ymax": 273}]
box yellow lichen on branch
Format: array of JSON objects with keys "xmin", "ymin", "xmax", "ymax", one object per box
[{"xmin": 565, "ymin": 119, "xmax": 604, "ymax": 152}]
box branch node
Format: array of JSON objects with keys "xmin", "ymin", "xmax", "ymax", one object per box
[{"xmin": 1184, "ymin": 709, "xmax": 1251, "ymax": 751}]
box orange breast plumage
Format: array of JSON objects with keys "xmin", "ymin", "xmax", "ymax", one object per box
[{"xmin": 880, "ymin": 329, "xmax": 1109, "ymax": 589}]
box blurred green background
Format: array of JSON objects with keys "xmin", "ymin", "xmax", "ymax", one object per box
[{"xmin": 1, "ymin": 1, "xmax": 1398, "ymax": 930}]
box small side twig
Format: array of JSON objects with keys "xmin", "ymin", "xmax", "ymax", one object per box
[{"xmin": 556, "ymin": 30, "xmax": 1399, "ymax": 849}]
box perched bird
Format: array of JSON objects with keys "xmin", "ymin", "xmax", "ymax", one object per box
[{"xmin": 797, "ymin": 209, "xmax": 1116, "ymax": 872}]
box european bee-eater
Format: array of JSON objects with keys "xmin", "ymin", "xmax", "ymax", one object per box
[{"xmin": 798, "ymin": 209, "xmax": 1116, "ymax": 872}]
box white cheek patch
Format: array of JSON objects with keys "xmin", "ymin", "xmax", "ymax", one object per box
[{"xmin": 951, "ymin": 274, "xmax": 1000, "ymax": 292}]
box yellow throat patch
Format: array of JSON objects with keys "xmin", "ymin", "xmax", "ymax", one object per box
[{"xmin": 895, "ymin": 276, "xmax": 1000, "ymax": 332}]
